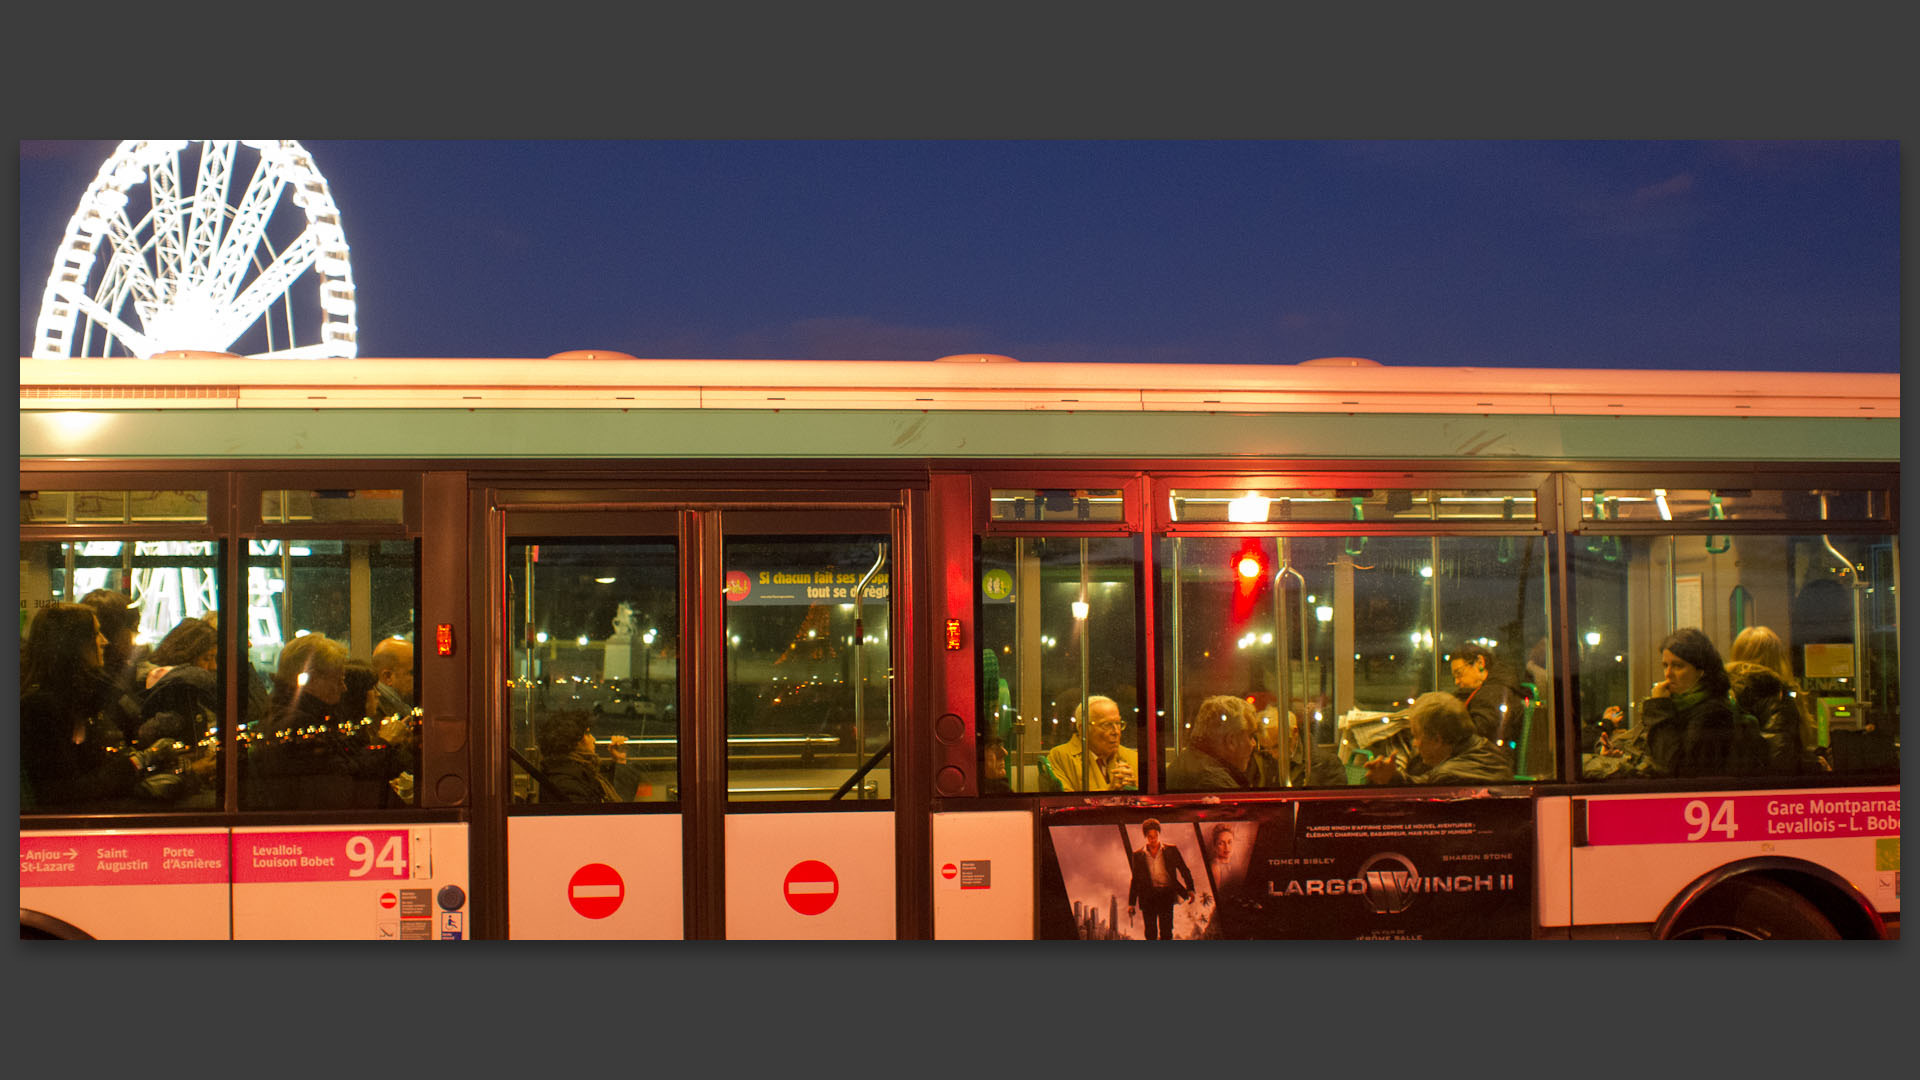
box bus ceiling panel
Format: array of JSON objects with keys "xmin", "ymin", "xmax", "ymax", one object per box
[{"xmin": 20, "ymin": 410, "xmax": 1900, "ymax": 466}]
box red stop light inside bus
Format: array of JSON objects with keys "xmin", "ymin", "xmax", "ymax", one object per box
[{"xmin": 1234, "ymin": 541, "xmax": 1268, "ymax": 582}]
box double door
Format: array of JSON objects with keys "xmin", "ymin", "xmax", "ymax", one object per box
[{"xmin": 484, "ymin": 494, "xmax": 922, "ymax": 938}]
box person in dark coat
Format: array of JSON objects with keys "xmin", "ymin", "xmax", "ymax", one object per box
[
  {"xmin": 1727, "ymin": 661, "xmax": 1811, "ymax": 775},
  {"xmin": 134, "ymin": 616, "xmax": 220, "ymax": 745},
  {"xmin": 1126, "ymin": 818, "xmax": 1194, "ymax": 940},
  {"xmin": 1165, "ymin": 694, "xmax": 1256, "ymax": 791},
  {"xmin": 1363, "ymin": 691, "xmax": 1513, "ymax": 785},
  {"xmin": 1631, "ymin": 628, "xmax": 1739, "ymax": 778},
  {"xmin": 535, "ymin": 709, "xmax": 623, "ymax": 803},
  {"xmin": 1729, "ymin": 625, "xmax": 1821, "ymax": 774},
  {"xmin": 20, "ymin": 603, "xmax": 144, "ymax": 810},
  {"xmin": 1449, "ymin": 643, "xmax": 1525, "ymax": 750}
]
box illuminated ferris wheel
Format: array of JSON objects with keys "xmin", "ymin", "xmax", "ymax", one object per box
[{"xmin": 32, "ymin": 139, "xmax": 357, "ymax": 360}]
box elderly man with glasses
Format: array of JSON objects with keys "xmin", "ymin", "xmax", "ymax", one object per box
[{"xmin": 1046, "ymin": 694, "xmax": 1138, "ymax": 791}]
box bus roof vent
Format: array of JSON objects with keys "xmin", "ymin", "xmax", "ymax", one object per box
[
  {"xmin": 548, "ymin": 349, "xmax": 641, "ymax": 361},
  {"xmin": 1297, "ymin": 356, "xmax": 1382, "ymax": 367},
  {"xmin": 935, "ymin": 353, "xmax": 1020, "ymax": 363}
]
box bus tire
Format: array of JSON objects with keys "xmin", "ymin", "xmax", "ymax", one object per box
[
  {"xmin": 20, "ymin": 908, "xmax": 95, "ymax": 940},
  {"xmin": 1662, "ymin": 877, "xmax": 1841, "ymax": 940}
]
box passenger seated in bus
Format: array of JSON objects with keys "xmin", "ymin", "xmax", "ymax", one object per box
[
  {"xmin": 342, "ymin": 660, "xmax": 381, "ymax": 729},
  {"xmin": 130, "ymin": 615, "xmax": 222, "ymax": 789},
  {"xmin": 370, "ymin": 636, "xmax": 416, "ymax": 716},
  {"xmin": 981, "ymin": 736, "xmax": 1012, "ymax": 795},
  {"xmin": 533, "ymin": 709, "xmax": 624, "ymax": 802},
  {"xmin": 1449, "ymin": 642, "xmax": 1526, "ymax": 751},
  {"xmin": 1045, "ymin": 694, "xmax": 1138, "ymax": 791},
  {"xmin": 134, "ymin": 615, "xmax": 218, "ymax": 740},
  {"xmin": 20, "ymin": 602, "xmax": 143, "ymax": 810},
  {"xmin": 264, "ymin": 634, "xmax": 351, "ymax": 737},
  {"xmin": 1728, "ymin": 625, "xmax": 1822, "ymax": 774},
  {"xmin": 1362, "ymin": 691, "xmax": 1512, "ymax": 785},
  {"xmin": 1247, "ymin": 704, "xmax": 1287, "ymax": 787},
  {"xmin": 1166, "ymin": 694, "xmax": 1257, "ymax": 791},
  {"xmin": 81, "ymin": 587, "xmax": 146, "ymax": 740},
  {"xmin": 1585, "ymin": 628, "xmax": 1744, "ymax": 780}
]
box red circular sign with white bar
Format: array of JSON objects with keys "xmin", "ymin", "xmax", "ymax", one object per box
[
  {"xmin": 380, "ymin": 891, "xmax": 398, "ymax": 909},
  {"xmin": 940, "ymin": 863, "xmax": 958, "ymax": 880},
  {"xmin": 783, "ymin": 859, "xmax": 839, "ymax": 915},
  {"xmin": 568, "ymin": 863, "xmax": 625, "ymax": 919}
]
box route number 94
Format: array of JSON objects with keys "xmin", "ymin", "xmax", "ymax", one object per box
[
  {"xmin": 1683, "ymin": 799, "xmax": 1738, "ymax": 841},
  {"xmin": 346, "ymin": 834, "xmax": 407, "ymax": 877}
]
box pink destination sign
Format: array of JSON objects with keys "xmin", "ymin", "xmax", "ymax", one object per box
[
  {"xmin": 21, "ymin": 832, "xmax": 228, "ymax": 888},
  {"xmin": 1586, "ymin": 790, "xmax": 1900, "ymax": 847},
  {"xmin": 233, "ymin": 829, "xmax": 412, "ymax": 883}
]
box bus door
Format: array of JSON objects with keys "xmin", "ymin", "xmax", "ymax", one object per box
[{"xmin": 491, "ymin": 500, "xmax": 906, "ymax": 939}]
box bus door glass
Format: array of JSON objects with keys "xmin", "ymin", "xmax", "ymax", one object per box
[
  {"xmin": 497, "ymin": 512, "xmax": 684, "ymax": 939},
  {"xmin": 721, "ymin": 527, "xmax": 893, "ymax": 802}
]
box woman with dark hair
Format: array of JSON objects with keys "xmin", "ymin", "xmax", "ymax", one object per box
[
  {"xmin": 135, "ymin": 616, "xmax": 221, "ymax": 745},
  {"xmin": 342, "ymin": 660, "xmax": 381, "ymax": 728},
  {"xmin": 1635, "ymin": 627, "xmax": 1739, "ymax": 778},
  {"xmin": 1449, "ymin": 642, "xmax": 1526, "ymax": 749},
  {"xmin": 20, "ymin": 602, "xmax": 143, "ymax": 809}
]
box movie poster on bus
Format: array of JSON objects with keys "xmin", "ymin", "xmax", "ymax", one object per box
[{"xmin": 1039, "ymin": 796, "xmax": 1533, "ymax": 940}]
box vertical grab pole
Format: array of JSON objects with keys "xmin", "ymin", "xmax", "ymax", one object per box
[
  {"xmin": 1168, "ymin": 538, "xmax": 1183, "ymax": 775},
  {"xmin": 1077, "ymin": 538, "xmax": 1092, "ymax": 794},
  {"xmin": 1430, "ymin": 535, "xmax": 1443, "ymax": 694},
  {"xmin": 853, "ymin": 542, "xmax": 888, "ymax": 799},
  {"xmin": 1276, "ymin": 539, "xmax": 1309, "ymax": 788}
]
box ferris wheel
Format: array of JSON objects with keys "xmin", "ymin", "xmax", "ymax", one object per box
[{"xmin": 32, "ymin": 140, "xmax": 358, "ymax": 360}]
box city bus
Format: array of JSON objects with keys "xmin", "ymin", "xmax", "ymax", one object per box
[{"xmin": 17, "ymin": 352, "xmax": 1900, "ymax": 939}]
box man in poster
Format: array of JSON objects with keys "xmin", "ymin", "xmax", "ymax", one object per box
[{"xmin": 1126, "ymin": 818, "xmax": 1194, "ymax": 940}]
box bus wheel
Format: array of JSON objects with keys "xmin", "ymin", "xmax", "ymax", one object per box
[
  {"xmin": 1663, "ymin": 878, "xmax": 1841, "ymax": 940},
  {"xmin": 20, "ymin": 909, "xmax": 95, "ymax": 940}
]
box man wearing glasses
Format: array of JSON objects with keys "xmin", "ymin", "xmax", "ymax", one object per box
[{"xmin": 1047, "ymin": 695, "xmax": 1138, "ymax": 791}]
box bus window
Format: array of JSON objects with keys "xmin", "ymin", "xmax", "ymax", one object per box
[
  {"xmin": 724, "ymin": 535, "xmax": 892, "ymax": 802},
  {"xmin": 1575, "ymin": 532, "xmax": 1899, "ymax": 780},
  {"xmin": 977, "ymin": 536, "xmax": 1139, "ymax": 794},
  {"xmin": 240, "ymin": 539, "xmax": 418, "ymax": 810},
  {"xmin": 506, "ymin": 540, "xmax": 678, "ymax": 805},
  {"xmin": 1156, "ymin": 534, "xmax": 1553, "ymax": 789},
  {"xmin": 20, "ymin": 539, "xmax": 224, "ymax": 813}
]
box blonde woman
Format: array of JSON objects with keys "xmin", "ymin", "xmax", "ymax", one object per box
[{"xmin": 1729, "ymin": 626, "xmax": 1820, "ymax": 773}]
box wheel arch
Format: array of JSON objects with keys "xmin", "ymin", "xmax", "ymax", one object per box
[
  {"xmin": 20, "ymin": 907, "xmax": 96, "ymax": 940},
  {"xmin": 1653, "ymin": 856, "xmax": 1886, "ymax": 940}
]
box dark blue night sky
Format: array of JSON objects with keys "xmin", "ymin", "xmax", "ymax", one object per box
[{"xmin": 16, "ymin": 140, "xmax": 1899, "ymax": 371}]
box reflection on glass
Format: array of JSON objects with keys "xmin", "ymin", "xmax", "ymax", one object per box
[
  {"xmin": 725, "ymin": 536, "xmax": 891, "ymax": 801},
  {"xmin": 977, "ymin": 536, "xmax": 1138, "ymax": 794},
  {"xmin": 989, "ymin": 489, "xmax": 1126, "ymax": 523},
  {"xmin": 240, "ymin": 539, "xmax": 419, "ymax": 810},
  {"xmin": 261, "ymin": 488, "xmax": 405, "ymax": 525},
  {"xmin": 1576, "ymin": 532, "xmax": 1898, "ymax": 781},
  {"xmin": 1157, "ymin": 535, "xmax": 1554, "ymax": 788},
  {"xmin": 507, "ymin": 541, "xmax": 678, "ymax": 805},
  {"xmin": 19, "ymin": 540, "xmax": 224, "ymax": 813},
  {"xmin": 20, "ymin": 489, "xmax": 209, "ymax": 525}
]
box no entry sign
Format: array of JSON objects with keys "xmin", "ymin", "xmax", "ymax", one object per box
[
  {"xmin": 783, "ymin": 859, "xmax": 839, "ymax": 916},
  {"xmin": 568, "ymin": 863, "xmax": 625, "ymax": 919},
  {"xmin": 940, "ymin": 863, "xmax": 958, "ymax": 880},
  {"xmin": 380, "ymin": 891, "xmax": 398, "ymax": 909}
]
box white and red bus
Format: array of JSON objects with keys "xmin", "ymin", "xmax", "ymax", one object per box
[{"xmin": 17, "ymin": 352, "xmax": 1899, "ymax": 939}]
